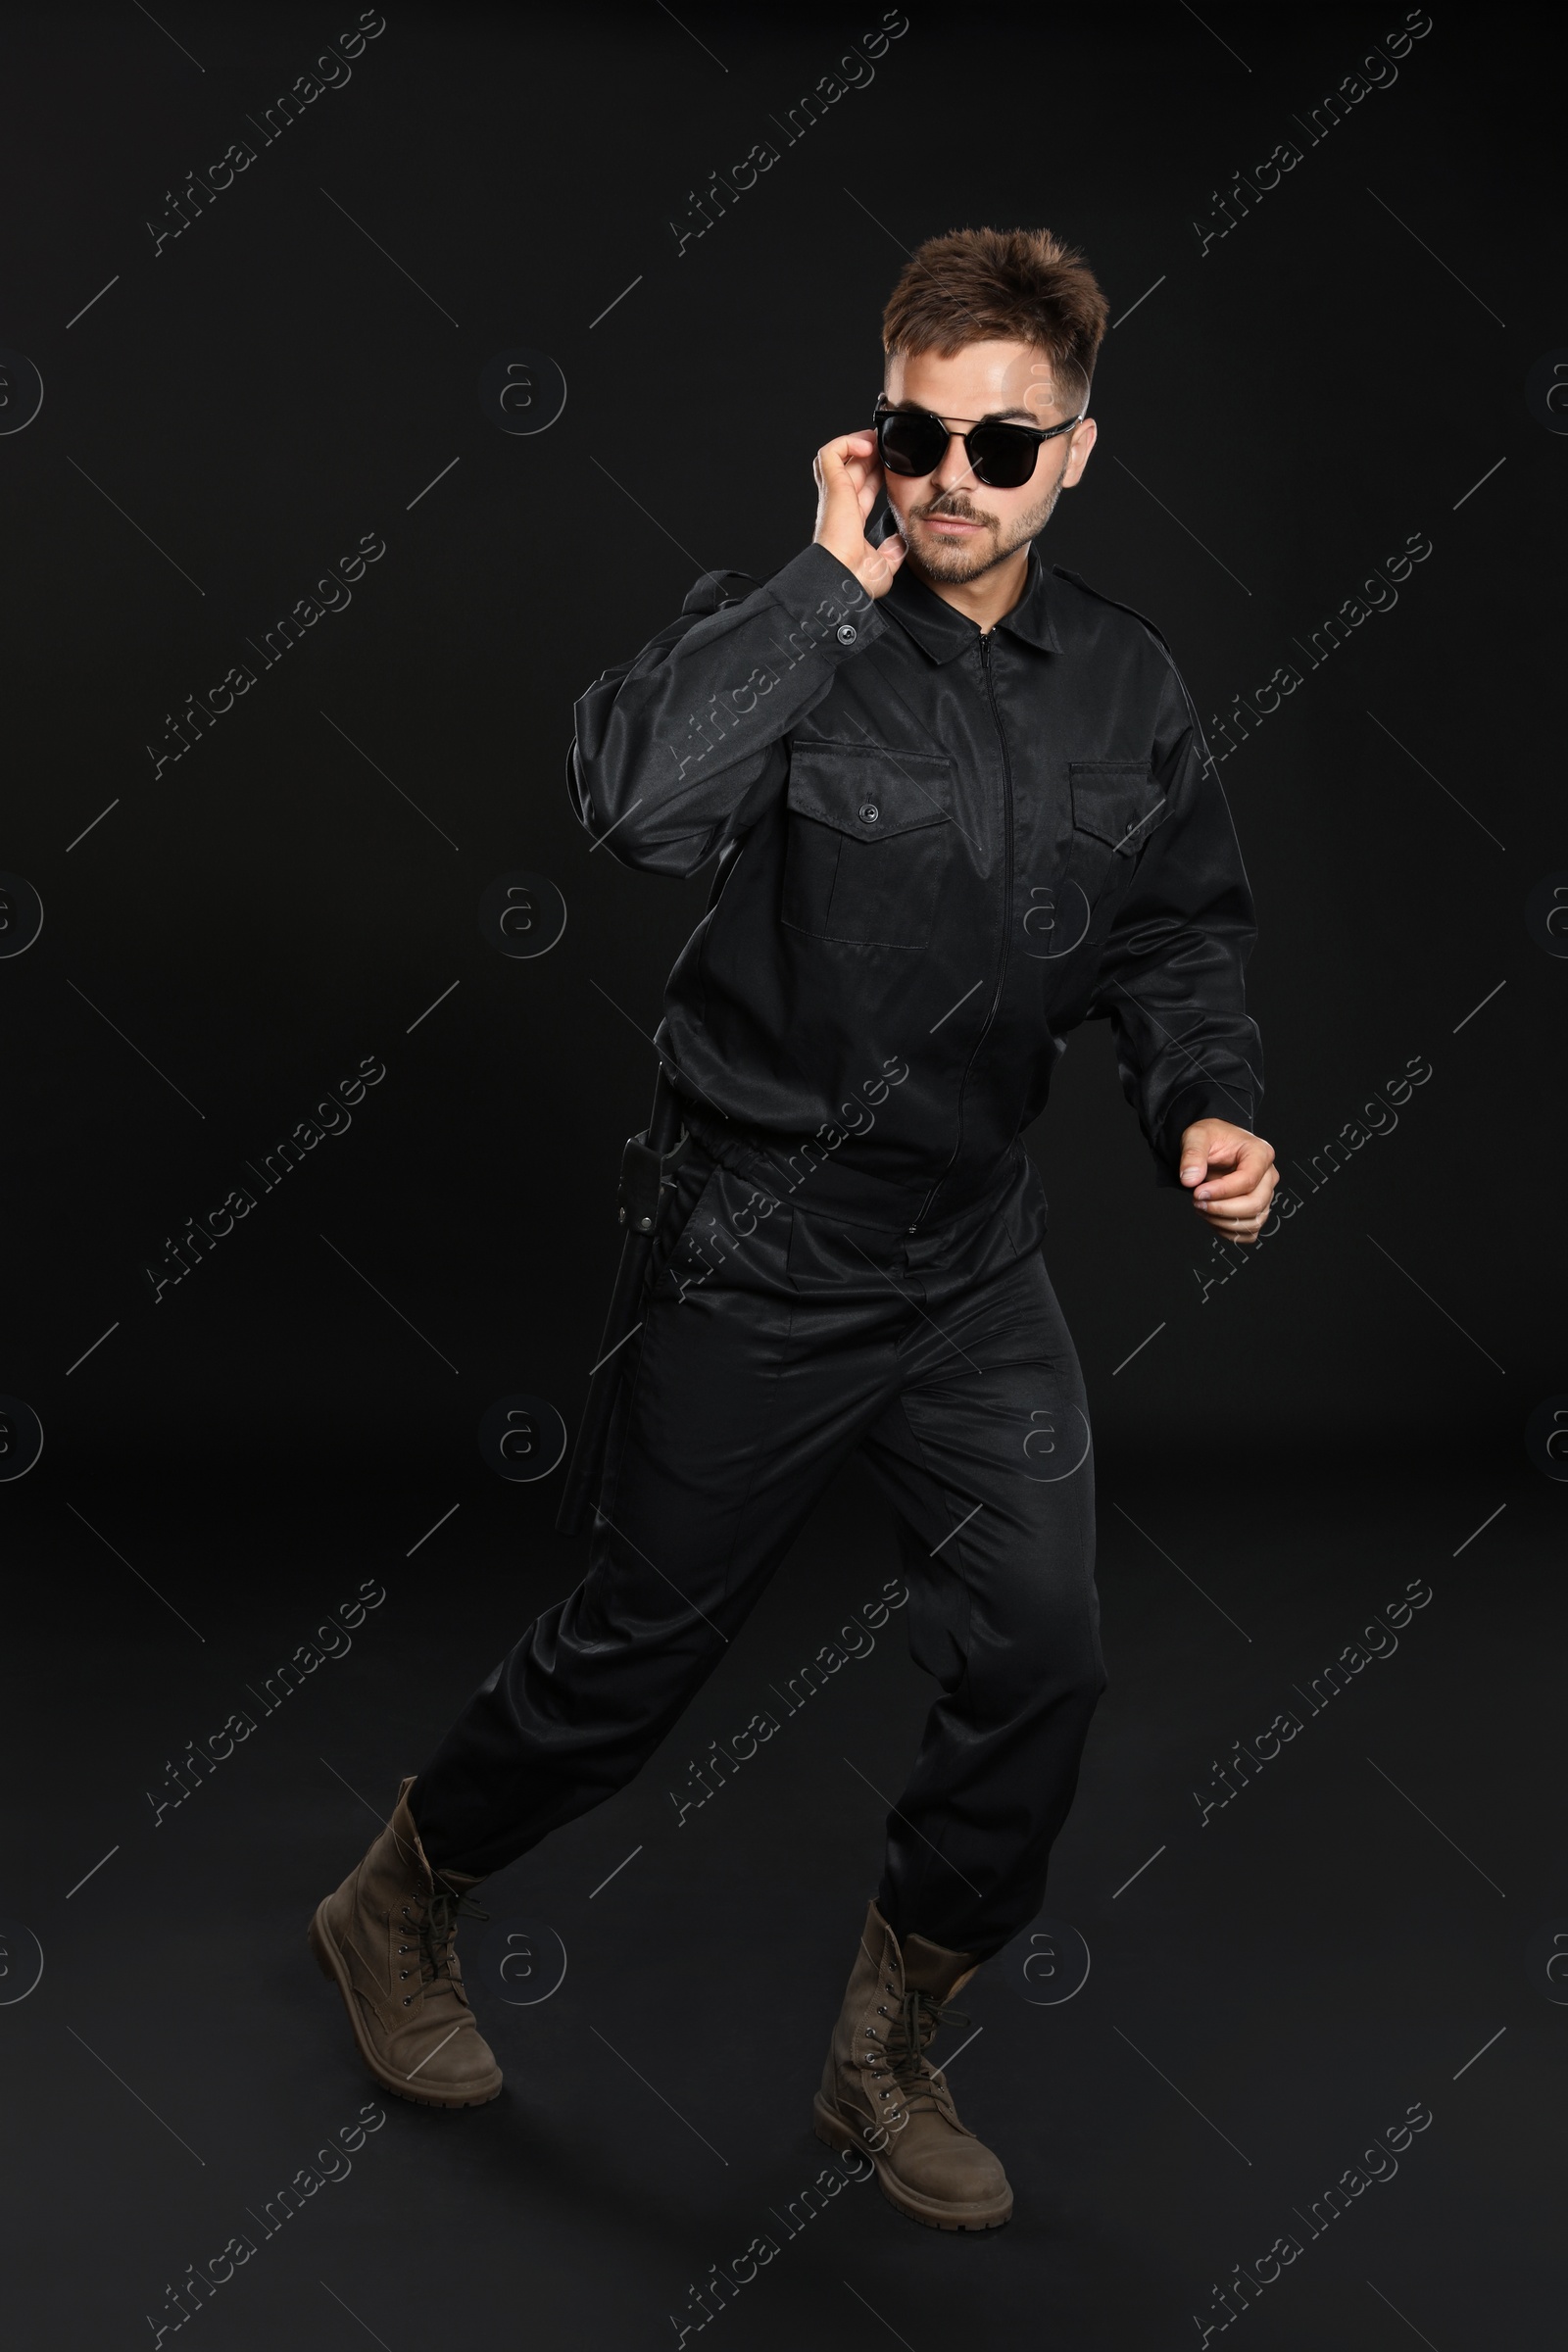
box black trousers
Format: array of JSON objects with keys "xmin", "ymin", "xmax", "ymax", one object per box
[{"xmin": 411, "ymin": 1140, "xmax": 1105, "ymax": 1957}]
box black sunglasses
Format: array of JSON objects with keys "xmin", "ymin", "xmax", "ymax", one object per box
[{"xmin": 872, "ymin": 396, "xmax": 1085, "ymax": 490}]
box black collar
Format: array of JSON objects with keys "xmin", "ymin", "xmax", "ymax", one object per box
[{"xmin": 879, "ymin": 542, "xmax": 1062, "ymax": 663}]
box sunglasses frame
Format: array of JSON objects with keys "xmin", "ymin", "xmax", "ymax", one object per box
[{"xmin": 871, "ymin": 394, "xmax": 1087, "ymax": 488}]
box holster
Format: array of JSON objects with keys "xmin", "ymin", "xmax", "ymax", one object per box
[{"xmin": 555, "ymin": 1065, "xmax": 687, "ymax": 1536}]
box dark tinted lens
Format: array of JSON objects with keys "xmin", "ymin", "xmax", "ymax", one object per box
[
  {"xmin": 965, "ymin": 423, "xmax": 1041, "ymax": 489},
  {"xmin": 877, "ymin": 409, "xmax": 949, "ymax": 476}
]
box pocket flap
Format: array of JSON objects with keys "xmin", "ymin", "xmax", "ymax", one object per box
[
  {"xmin": 787, "ymin": 740, "xmax": 953, "ymax": 843},
  {"xmin": 1069, "ymin": 760, "xmax": 1166, "ymax": 855}
]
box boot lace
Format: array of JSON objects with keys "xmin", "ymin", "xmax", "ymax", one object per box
[
  {"xmin": 409, "ymin": 1882, "xmax": 490, "ymax": 1990},
  {"xmin": 884, "ymin": 1987, "xmax": 966, "ymax": 2112}
]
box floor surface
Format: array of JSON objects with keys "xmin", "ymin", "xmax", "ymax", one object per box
[{"xmin": 2, "ymin": 1442, "xmax": 1552, "ymax": 2349}]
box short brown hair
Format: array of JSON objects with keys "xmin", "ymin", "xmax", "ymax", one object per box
[{"xmin": 882, "ymin": 226, "xmax": 1109, "ymax": 415}]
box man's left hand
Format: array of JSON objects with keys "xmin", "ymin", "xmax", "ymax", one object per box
[{"xmin": 1178, "ymin": 1119, "xmax": 1278, "ymax": 1242}]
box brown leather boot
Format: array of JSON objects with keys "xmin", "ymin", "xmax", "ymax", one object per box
[
  {"xmin": 813, "ymin": 1898, "xmax": 1011, "ymax": 2230},
  {"xmin": 309, "ymin": 1775, "xmax": 502, "ymax": 2109}
]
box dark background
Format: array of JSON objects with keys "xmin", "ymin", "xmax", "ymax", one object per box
[{"xmin": 2, "ymin": 4, "xmax": 1562, "ymax": 2346}]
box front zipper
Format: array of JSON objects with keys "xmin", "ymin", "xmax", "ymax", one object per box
[{"xmin": 913, "ymin": 626, "xmax": 1014, "ymax": 1226}]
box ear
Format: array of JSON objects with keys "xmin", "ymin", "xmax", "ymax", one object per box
[{"xmin": 1065, "ymin": 417, "xmax": 1098, "ymax": 481}]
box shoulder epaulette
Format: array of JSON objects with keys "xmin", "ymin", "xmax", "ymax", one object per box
[
  {"xmin": 1050, "ymin": 564, "xmax": 1182, "ymax": 663},
  {"xmin": 1051, "ymin": 564, "xmax": 1215, "ymax": 773}
]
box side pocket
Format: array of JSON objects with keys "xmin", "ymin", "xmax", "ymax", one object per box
[
  {"xmin": 650, "ymin": 1157, "xmax": 720, "ymax": 1299},
  {"xmin": 655, "ymin": 1159, "xmax": 796, "ymax": 1303}
]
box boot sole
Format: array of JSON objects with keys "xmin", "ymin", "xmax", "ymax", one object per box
[
  {"xmin": 811, "ymin": 2093, "xmax": 1013, "ymax": 2230},
  {"xmin": 308, "ymin": 1901, "xmax": 503, "ymax": 2110}
]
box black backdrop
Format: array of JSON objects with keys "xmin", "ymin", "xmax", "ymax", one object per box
[{"xmin": 4, "ymin": 6, "xmax": 1563, "ymax": 2348}]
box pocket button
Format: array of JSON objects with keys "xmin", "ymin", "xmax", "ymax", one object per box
[
  {"xmin": 837, "ymin": 622, "xmax": 858, "ymax": 645},
  {"xmin": 859, "ymin": 802, "xmax": 880, "ymax": 824}
]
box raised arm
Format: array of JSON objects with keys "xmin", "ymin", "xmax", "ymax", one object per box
[{"xmin": 568, "ymin": 431, "xmax": 906, "ymax": 877}]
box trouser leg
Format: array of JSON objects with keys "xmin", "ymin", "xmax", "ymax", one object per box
[
  {"xmin": 410, "ymin": 1154, "xmax": 874, "ymax": 1875},
  {"xmin": 858, "ymin": 1245, "xmax": 1104, "ymax": 1958},
  {"xmin": 412, "ymin": 1137, "xmax": 1103, "ymax": 1923}
]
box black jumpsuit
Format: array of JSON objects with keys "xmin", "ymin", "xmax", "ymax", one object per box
[{"xmin": 412, "ymin": 541, "xmax": 1262, "ymax": 1955}]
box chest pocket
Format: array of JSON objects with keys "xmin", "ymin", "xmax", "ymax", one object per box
[
  {"xmin": 781, "ymin": 740, "xmax": 954, "ymax": 950},
  {"xmin": 1068, "ymin": 760, "xmax": 1166, "ymax": 860}
]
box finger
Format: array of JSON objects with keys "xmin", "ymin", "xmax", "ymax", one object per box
[
  {"xmin": 1202, "ymin": 1182, "xmax": 1275, "ymax": 1223},
  {"xmin": 1188, "ymin": 1141, "xmax": 1245, "ymax": 1184},
  {"xmin": 1201, "ymin": 1200, "xmax": 1270, "ymax": 1231},
  {"xmin": 827, "ymin": 452, "xmax": 880, "ymax": 519},
  {"xmin": 1192, "ymin": 1169, "xmax": 1259, "ymax": 1204},
  {"xmin": 1201, "ymin": 1209, "xmax": 1266, "ymax": 1241},
  {"xmin": 819, "ymin": 432, "xmax": 876, "ymax": 471},
  {"xmin": 1194, "ymin": 1181, "xmax": 1275, "ymax": 1225},
  {"xmin": 1178, "ymin": 1131, "xmax": 1228, "ymax": 1186},
  {"xmin": 1193, "ymin": 1153, "xmax": 1273, "ymax": 1204},
  {"xmin": 862, "ymin": 532, "xmax": 906, "ymax": 589}
]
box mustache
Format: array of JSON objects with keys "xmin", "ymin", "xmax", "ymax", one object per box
[{"xmin": 911, "ymin": 493, "xmax": 998, "ymax": 527}]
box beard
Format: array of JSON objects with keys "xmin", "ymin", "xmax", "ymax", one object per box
[{"xmin": 902, "ymin": 470, "xmax": 1066, "ymax": 584}]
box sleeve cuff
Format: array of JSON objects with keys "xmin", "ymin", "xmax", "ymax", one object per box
[{"xmin": 763, "ymin": 543, "xmax": 891, "ymax": 662}]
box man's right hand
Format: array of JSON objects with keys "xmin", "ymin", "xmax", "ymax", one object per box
[{"xmin": 812, "ymin": 430, "xmax": 906, "ymax": 599}]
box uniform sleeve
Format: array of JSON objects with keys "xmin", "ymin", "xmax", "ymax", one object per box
[
  {"xmin": 568, "ymin": 544, "xmax": 892, "ymax": 878},
  {"xmin": 1085, "ymin": 664, "xmax": 1264, "ymax": 1180}
]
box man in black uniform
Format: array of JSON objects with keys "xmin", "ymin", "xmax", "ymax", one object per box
[{"xmin": 311, "ymin": 227, "xmax": 1277, "ymax": 2230}]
